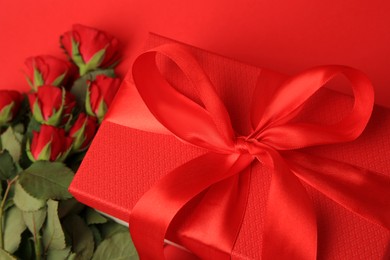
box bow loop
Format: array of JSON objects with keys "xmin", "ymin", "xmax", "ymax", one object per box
[
  {"xmin": 252, "ymin": 66, "xmax": 374, "ymax": 150},
  {"xmin": 132, "ymin": 44, "xmax": 236, "ymax": 153}
]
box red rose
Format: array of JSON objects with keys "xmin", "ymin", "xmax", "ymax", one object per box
[
  {"xmin": 26, "ymin": 125, "xmax": 73, "ymax": 162},
  {"xmin": 28, "ymin": 86, "xmax": 76, "ymax": 126},
  {"xmin": 25, "ymin": 55, "xmax": 73, "ymax": 91},
  {"xmin": 85, "ymin": 75, "xmax": 121, "ymax": 123},
  {"xmin": 68, "ymin": 113, "xmax": 97, "ymax": 151},
  {"xmin": 60, "ymin": 24, "xmax": 119, "ymax": 75},
  {"xmin": 0, "ymin": 90, "xmax": 23, "ymax": 125}
]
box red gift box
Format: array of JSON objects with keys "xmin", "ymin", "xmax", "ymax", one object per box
[{"xmin": 69, "ymin": 34, "xmax": 390, "ymax": 259}]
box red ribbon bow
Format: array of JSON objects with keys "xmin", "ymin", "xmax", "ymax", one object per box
[{"xmin": 128, "ymin": 44, "xmax": 390, "ymax": 259}]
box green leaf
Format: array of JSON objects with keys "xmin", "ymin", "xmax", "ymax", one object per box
[
  {"xmin": 100, "ymin": 221, "xmax": 128, "ymax": 239},
  {"xmin": 22, "ymin": 207, "xmax": 47, "ymax": 234},
  {"xmin": 26, "ymin": 117, "xmax": 42, "ymax": 137},
  {"xmin": 92, "ymin": 232, "xmax": 138, "ymax": 260},
  {"xmin": 85, "ymin": 208, "xmax": 107, "ymax": 225},
  {"xmin": 63, "ymin": 215, "xmax": 94, "ymax": 260},
  {"xmin": 0, "ymin": 150, "xmax": 16, "ymax": 180},
  {"xmin": 14, "ymin": 181, "xmax": 46, "ymax": 211},
  {"xmin": 46, "ymin": 247, "xmax": 71, "ymax": 260},
  {"xmin": 43, "ymin": 200, "xmax": 66, "ymax": 250},
  {"xmin": 18, "ymin": 161, "xmax": 74, "ymax": 200},
  {"xmin": 58, "ymin": 198, "xmax": 84, "ymax": 219},
  {"xmin": 89, "ymin": 225, "xmax": 102, "ymax": 248},
  {"xmin": 1, "ymin": 127, "xmax": 22, "ymax": 162},
  {"xmin": 4, "ymin": 206, "xmax": 27, "ymax": 253},
  {"xmin": 0, "ymin": 248, "xmax": 17, "ymax": 260},
  {"xmin": 12, "ymin": 123, "xmax": 24, "ymax": 138}
]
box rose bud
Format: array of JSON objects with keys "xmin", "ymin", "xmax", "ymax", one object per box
[
  {"xmin": 60, "ymin": 24, "xmax": 120, "ymax": 75},
  {"xmin": 85, "ymin": 75, "xmax": 121, "ymax": 123},
  {"xmin": 26, "ymin": 124, "xmax": 73, "ymax": 162},
  {"xmin": 28, "ymin": 86, "xmax": 76, "ymax": 126},
  {"xmin": 25, "ymin": 55, "xmax": 73, "ymax": 91},
  {"xmin": 0, "ymin": 90, "xmax": 23, "ymax": 126},
  {"xmin": 68, "ymin": 113, "xmax": 97, "ymax": 151}
]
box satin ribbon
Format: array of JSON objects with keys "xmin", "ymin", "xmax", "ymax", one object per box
[{"xmin": 126, "ymin": 44, "xmax": 390, "ymax": 259}]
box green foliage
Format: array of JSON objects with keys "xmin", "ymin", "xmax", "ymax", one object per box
[
  {"xmin": 23, "ymin": 208, "xmax": 47, "ymax": 235},
  {"xmin": 18, "ymin": 162, "xmax": 74, "ymax": 200},
  {"xmin": 89, "ymin": 225, "xmax": 102, "ymax": 248},
  {"xmin": 63, "ymin": 215, "xmax": 94, "ymax": 259},
  {"xmin": 92, "ymin": 232, "xmax": 138, "ymax": 260},
  {"xmin": 0, "ymin": 25, "xmax": 133, "ymax": 259},
  {"xmin": 0, "ymin": 99, "xmax": 137, "ymax": 260},
  {"xmin": 0, "ymin": 150, "xmax": 16, "ymax": 180},
  {"xmin": 1, "ymin": 127, "xmax": 22, "ymax": 162},
  {"xmin": 85, "ymin": 208, "xmax": 107, "ymax": 225},
  {"xmin": 43, "ymin": 200, "xmax": 67, "ymax": 251},
  {"xmin": 13, "ymin": 181, "xmax": 46, "ymax": 211},
  {"xmin": 99, "ymin": 221, "xmax": 128, "ymax": 239},
  {"xmin": 0, "ymin": 248, "xmax": 17, "ymax": 260},
  {"xmin": 46, "ymin": 247, "xmax": 72, "ymax": 260},
  {"xmin": 58, "ymin": 198, "xmax": 84, "ymax": 219},
  {"xmin": 3, "ymin": 206, "xmax": 27, "ymax": 253}
]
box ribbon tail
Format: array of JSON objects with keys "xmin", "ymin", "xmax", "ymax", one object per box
[
  {"xmin": 261, "ymin": 151, "xmax": 317, "ymax": 260},
  {"xmin": 129, "ymin": 152, "xmax": 253, "ymax": 259},
  {"xmin": 176, "ymin": 165, "xmax": 252, "ymax": 259},
  {"xmin": 283, "ymin": 151, "xmax": 390, "ymax": 230}
]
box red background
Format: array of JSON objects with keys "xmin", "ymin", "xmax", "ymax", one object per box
[{"xmin": 1, "ymin": 0, "xmax": 389, "ymax": 107}]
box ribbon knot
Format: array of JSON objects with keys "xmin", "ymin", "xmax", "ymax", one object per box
[
  {"xmin": 127, "ymin": 44, "xmax": 390, "ymax": 260},
  {"xmin": 234, "ymin": 137, "xmax": 261, "ymax": 155}
]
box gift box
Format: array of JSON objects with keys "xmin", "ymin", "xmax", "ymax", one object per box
[{"xmin": 69, "ymin": 33, "xmax": 390, "ymax": 259}]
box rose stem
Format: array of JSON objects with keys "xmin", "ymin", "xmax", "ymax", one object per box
[{"xmin": 32, "ymin": 213, "xmax": 42, "ymax": 260}]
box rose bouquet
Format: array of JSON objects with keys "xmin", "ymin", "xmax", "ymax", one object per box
[{"xmin": 0, "ymin": 25, "xmax": 137, "ymax": 259}]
